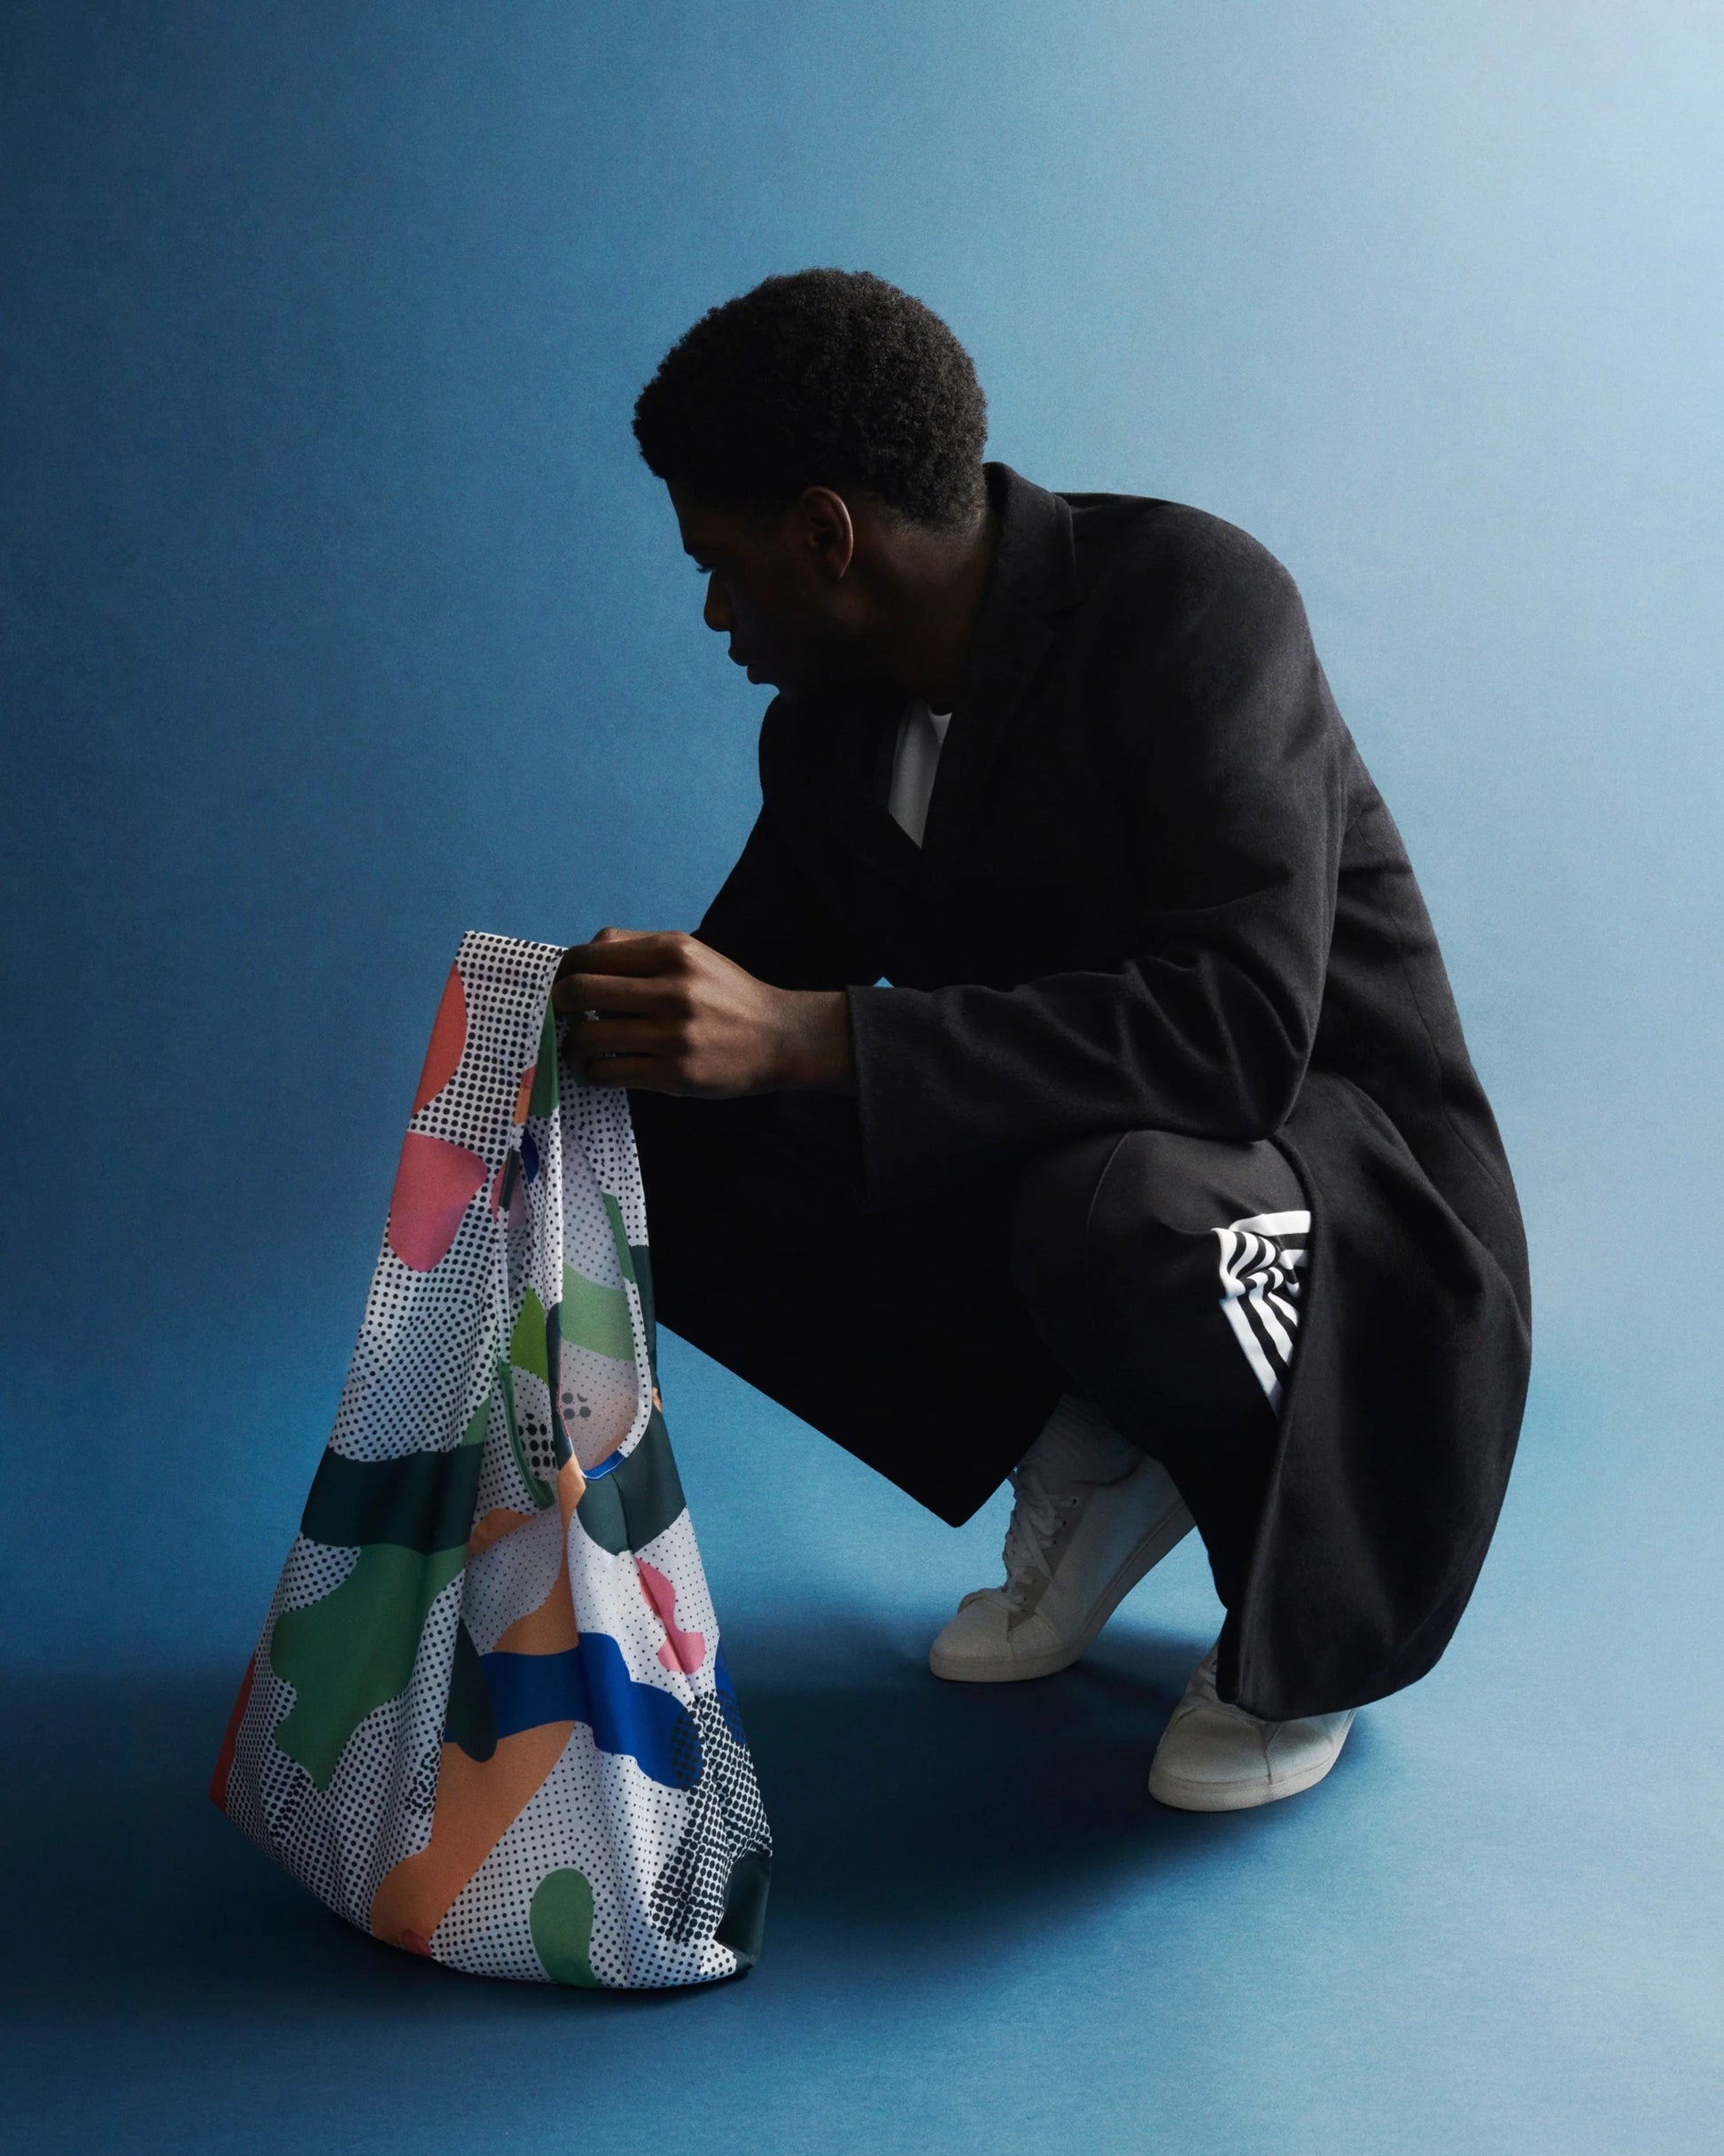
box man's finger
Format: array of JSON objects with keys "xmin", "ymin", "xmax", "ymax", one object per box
[
  {"xmin": 551, "ymin": 972, "xmax": 673, "ymax": 1016},
  {"xmin": 568, "ymin": 1017, "xmax": 668, "ymax": 1062},
  {"xmin": 582, "ymin": 1055, "xmax": 674, "ymax": 1090},
  {"xmin": 556, "ymin": 933, "xmax": 688, "ymax": 981}
]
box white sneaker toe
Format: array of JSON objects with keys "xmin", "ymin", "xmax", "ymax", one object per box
[
  {"xmin": 929, "ymin": 1591, "xmax": 1070, "ymax": 1683},
  {"xmin": 1148, "ymin": 1647, "xmax": 1356, "ymax": 1812}
]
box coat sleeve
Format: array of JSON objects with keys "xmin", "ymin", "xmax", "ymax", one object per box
[
  {"xmin": 847, "ymin": 535, "xmax": 1347, "ymax": 1206},
  {"xmin": 695, "ymin": 805, "xmax": 876, "ymax": 991}
]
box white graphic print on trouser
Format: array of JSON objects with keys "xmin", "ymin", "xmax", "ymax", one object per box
[{"xmin": 1214, "ymin": 1210, "xmax": 1310, "ymax": 1410}]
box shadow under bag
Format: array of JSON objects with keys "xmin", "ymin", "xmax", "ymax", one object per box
[{"xmin": 212, "ymin": 932, "xmax": 770, "ymax": 1987}]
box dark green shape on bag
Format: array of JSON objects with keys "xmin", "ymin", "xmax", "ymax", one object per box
[
  {"xmin": 575, "ymin": 1408, "xmax": 685, "ymax": 1554},
  {"xmin": 444, "ymin": 1618, "xmax": 497, "ymax": 1763},
  {"xmin": 716, "ymin": 1849, "xmax": 771, "ymax": 1971},
  {"xmin": 630, "ymin": 1243, "xmax": 656, "ymax": 1373},
  {"xmin": 299, "ymin": 1420, "xmax": 485, "ymax": 1554}
]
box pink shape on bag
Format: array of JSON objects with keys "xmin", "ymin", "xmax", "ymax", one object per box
[{"xmin": 636, "ymin": 1559, "xmax": 707, "ymax": 1674}]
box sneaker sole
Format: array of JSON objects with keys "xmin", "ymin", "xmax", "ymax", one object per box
[
  {"xmin": 928, "ymin": 1498, "xmax": 1196, "ymax": 1684},
  {"xmin": 1146, "ymin": 1714, "xmax": 1356, "ymax": 1812}
]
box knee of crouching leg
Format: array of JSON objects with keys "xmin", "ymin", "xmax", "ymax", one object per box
[{"xmin": 1007, "ymin": 1134, "xmax": 1124, "ymax": 1321}]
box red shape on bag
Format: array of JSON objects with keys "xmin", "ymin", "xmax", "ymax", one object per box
[
  {"xmin": 412, "ymin": 965, "xmax": 468, "ymax": 1111},
  {"xmin": 387, "ymin": 1132, "xmax": 489, "ymax": 1272}
]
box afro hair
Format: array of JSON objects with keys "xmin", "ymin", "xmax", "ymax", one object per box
[{"xmin": 633, "ymin": 269, "xmax": 987, "ymax": 528}]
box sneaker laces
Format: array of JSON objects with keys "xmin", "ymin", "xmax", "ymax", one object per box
[{"xmin": 990, "ymin": 1463, "xmax": 1083, "ymax": 1612}]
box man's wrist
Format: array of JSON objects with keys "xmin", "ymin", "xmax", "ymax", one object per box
[{"xmin": 774, "ymin": 988, "xmax": 857, "ymax": 1092}]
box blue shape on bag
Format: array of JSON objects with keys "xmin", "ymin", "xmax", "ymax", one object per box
[
  {"xmin": 475, "ymin": 1634, "xmax": 702, "ymax": 1789},
  {"xmin": 520, "ymin": 1128, "xmax": 540, "ymax": 1182},
  {"xmin": 711, "ymin": 1644, "xmax": 747, "ymax": 1744}
]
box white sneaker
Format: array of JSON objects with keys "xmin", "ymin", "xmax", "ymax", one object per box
[
  {"xmin": 928, "ymin": 1395, "xmax": 1194, "ymax": 1684},
  {"xmin": 1147, "ymin": 1644, "xmax": 1356, "ymax": 1811}
]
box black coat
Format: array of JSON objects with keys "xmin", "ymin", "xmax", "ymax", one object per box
[{"xmin": 696, "ymin": 463, "xmax": 1532, "ymax": 1720}]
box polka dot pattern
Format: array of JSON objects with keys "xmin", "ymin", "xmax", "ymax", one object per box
[
  {"xmin": 462, "ymin": 1506, "xmax": 564, "ymax": 1657},
  {"xmin": 215, "ymin": 934, "xmax": 769, "ymax": 1989}
]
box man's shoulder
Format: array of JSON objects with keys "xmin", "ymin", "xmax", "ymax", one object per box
[{"xmin": 1058, "ymin": 487, "xmax": 1301, "ymax": 622}]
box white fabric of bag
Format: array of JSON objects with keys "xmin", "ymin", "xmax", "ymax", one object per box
[{"xmin": 212, "ymin": 932, "xmax": 769, "ymax": 1989}]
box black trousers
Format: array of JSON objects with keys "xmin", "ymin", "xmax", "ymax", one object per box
[{"xmin": 629, "ymin": 1090, "xmax": 1309, "ymax": 1615}]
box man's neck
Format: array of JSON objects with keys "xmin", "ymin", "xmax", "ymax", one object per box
[{"xmin": 851, "ymin": 499, "xmax": 998, "ymax": 712}]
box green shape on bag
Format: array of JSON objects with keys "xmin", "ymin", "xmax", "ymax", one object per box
[
  {"xmin": 527, "ymin": 1005, "xmax": 558, "ymax": 1118},
  {"xmin": 509, "ymin": 1288, "xmax": 550, "ymax": 1381},
  {"xmin": 575, "ymin": 1408, "xmax": 685, "ymax": 1555},
  {"xmin": 559, "ymin": 1265, "xmax": 633, "ymax": 1362},
  {"xmin": 599, "ymin": 1192, "xmax": 636, "ymax": 1281},
  {"xmin": 542, "ymin": 1302, "xmax": 575, "ymax": 1472},
  {"xmin": 270, "ymin": 1540, "xmax": 468, "ymax": 1789},
  {"xmin": 530, "ymin": 1867, "xmax": 602, "ymax": 1987}
]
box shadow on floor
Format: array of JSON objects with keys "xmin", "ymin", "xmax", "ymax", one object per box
[
  {"xmin": 728, "ymin": 1607, "xmax": 1235, "ymax": 1932},
  {"xmin": 0, "ymin": 1613, "xmax": 1341, "ymax": 2014}
]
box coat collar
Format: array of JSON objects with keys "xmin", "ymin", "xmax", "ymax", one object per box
[
  {"xmin": 827, "ymin": 463, "xmax": 1081, "ymax": 895},
  {"xmin": 919, "ymin": 463, "xmax": 1079, "ymax": 885}
]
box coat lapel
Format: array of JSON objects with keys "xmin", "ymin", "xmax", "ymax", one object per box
[
  {"xmin": 918, "ymin": 464, "xmax": 1080, "ymax": 891},
  {"xmin": 805, "ymin": 463, "xmax": 1081, "ymax": 900}
]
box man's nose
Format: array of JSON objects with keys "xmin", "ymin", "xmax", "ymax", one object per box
[{"xmin": 703, "ymin": 574, "xmax": 733, "ymax": 634}]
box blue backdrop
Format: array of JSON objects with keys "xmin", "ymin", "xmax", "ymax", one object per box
[{"xmin": 4, "ymin": 4, "xmax": 1720, "ymax": 2152}]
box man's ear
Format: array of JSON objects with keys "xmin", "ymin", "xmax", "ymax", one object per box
[{"xmin": 796, "ymin": 486, "xmax": 857, "ymax": 581}]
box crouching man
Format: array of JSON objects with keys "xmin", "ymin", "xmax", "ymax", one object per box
[{"xmin": 554, "ymin": 269, "xmax": 1531, "ymax": 1812}]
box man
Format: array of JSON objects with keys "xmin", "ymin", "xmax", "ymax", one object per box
[{"xmin": 552, "ymin": 269, "xmax": 1531, "ymax": 1812}]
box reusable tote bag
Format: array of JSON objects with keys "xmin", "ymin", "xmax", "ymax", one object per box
[{"xmin": 211, "ymin": 932, "xmax": 770, "ymax": 1988}]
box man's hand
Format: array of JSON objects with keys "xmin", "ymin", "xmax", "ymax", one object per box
[{"xmin": 551, "ymin": 929, "xmax": 855, "ymax": 1097}]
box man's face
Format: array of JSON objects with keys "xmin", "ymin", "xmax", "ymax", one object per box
[{"xmin": 668, "ymin": 482, "xmax": 859, "ymax": 697}]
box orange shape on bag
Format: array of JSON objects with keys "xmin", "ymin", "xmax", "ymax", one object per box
[{"xmin": 412, "ymin": 964, "xmax": 469, "ymax": 1111}]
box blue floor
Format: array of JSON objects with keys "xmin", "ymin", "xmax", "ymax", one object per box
[
  {"xmin": 5, "ymin": 4, "xmax": 1721, "ymax": 2145},
  {"xmin": 5, "ymin": 1336, "xmax": 1720, "ymax": 2156}
]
